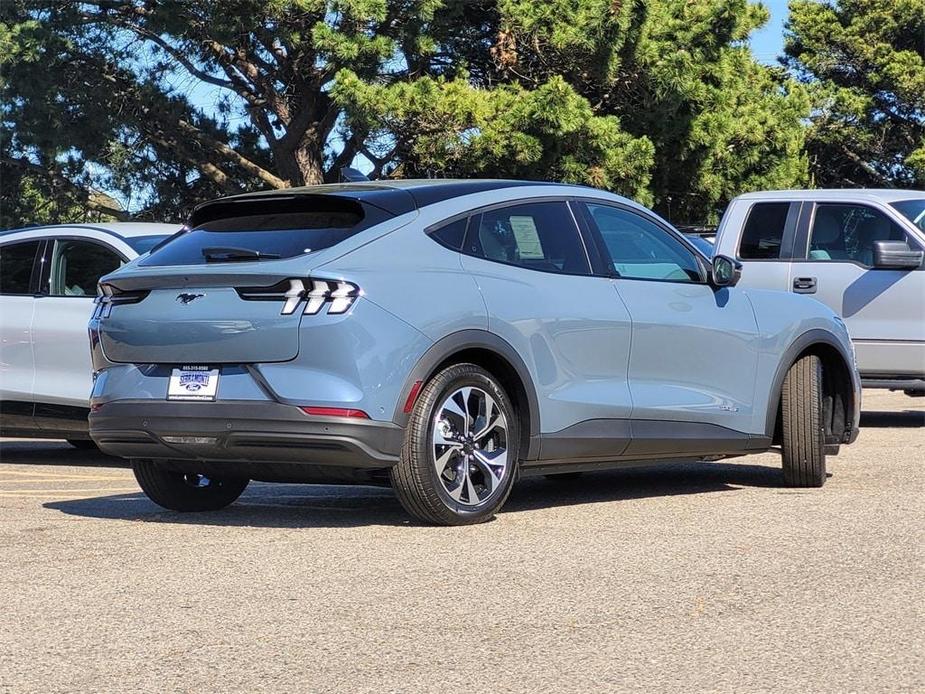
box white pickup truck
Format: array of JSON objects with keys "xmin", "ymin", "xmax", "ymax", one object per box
[{"xmin": 713, "ymin": 189, "xmax": 925, "ymax": 395}]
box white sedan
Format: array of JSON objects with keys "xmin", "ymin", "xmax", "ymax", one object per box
[{"xmin": 0, "ymin": 222, "xmax": 181, "ymax": 445}]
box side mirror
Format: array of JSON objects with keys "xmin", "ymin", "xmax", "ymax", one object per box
[
  {"xmin": 872, "ymin": 240, "xmax": 924, "ymax": 270},
  {"xmin": 711, "ymin": 254, "xmax": 742, "ymax": 287}
]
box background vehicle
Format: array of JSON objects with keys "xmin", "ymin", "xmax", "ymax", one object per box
[
  {"xmin": 0, "ymin": 223, "xmax": 180, "ymax": 443},
  {"xmin": 714, "ymin": 190, "xmax": 925, "ymax": 396},
  {"xmin": 683, "ymin": 232, "xmax": 715, "ymax": 257},
  {"xmin": 88, "ymin": 181, "xmax": 860, "ymax": 524}
]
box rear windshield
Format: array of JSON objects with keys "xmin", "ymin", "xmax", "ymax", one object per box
[
  {"xmin": 123, "ymin": 234, "xmax": 170, "ymax": 255},
  {"xmin": 891, "ymin": 199, "xmax": 925, "ymax": 232},
  {"xmin": 140, "ymin": 207, "xmax": 365, "ymax": 266}
]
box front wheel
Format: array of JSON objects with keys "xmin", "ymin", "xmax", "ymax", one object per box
[
  {"xmin": 780, "ymin": 354, "xmax": 827, "ymax": 487},
  {"xmin": 390, "ymin": 364, "xmax": 519, "ymax": 525},
  {"xmin": 132, "ymin": 460, "xmax": 249, "ymax": 512}
]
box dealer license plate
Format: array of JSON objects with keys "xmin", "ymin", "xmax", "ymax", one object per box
[{"xmin": 167, "ymin": 366, "xmax": 219, "ymax": 401}]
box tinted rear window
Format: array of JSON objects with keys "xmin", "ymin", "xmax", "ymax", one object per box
[
  {"xmin": 124, "ymin": 234, "xmax": 171, "ymax": 255},
  {"xmin": 0, "ymin": 240, "xmax": 40, "ymax": 294},
  {"xmin": 141, "ymin": 204, "xmax": 367, "ymax": 267},
  {"xmin": 739, "ymin": 202, "xmax": 790, "ymax": 259}
]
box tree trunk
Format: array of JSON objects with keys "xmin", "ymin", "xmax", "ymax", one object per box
[{"xmin": 272, "ymin": 126, "xmax": 325, "ymax": 187}]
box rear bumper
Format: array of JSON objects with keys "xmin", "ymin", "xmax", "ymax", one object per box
[{"xmin": 89, "ymin": 400, "xmax": 402, "ymax": 468}]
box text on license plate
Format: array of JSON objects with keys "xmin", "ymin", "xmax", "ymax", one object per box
[{"xmin": 168, "ymin": 366, "xmax": 219, "ymax": 401}]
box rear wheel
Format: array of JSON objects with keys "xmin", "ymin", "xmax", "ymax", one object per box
[
  {"xmin": 391, "ymin": 364, "xmax": 519, "ymax": 525},
  {"xmin": 132, "ymin": 460, "xmax": 249, "ymax": 512},
  {"xmin": 780, "ymin": 354, "xmax": 827, "ymax": 487}
]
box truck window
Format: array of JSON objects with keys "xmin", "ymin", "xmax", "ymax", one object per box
[
  {"xmin": 739, "ymin": 202, "xmax": 790, "ymax": 260},
  {"xmin": 739, "ymin": 203, "xmax": 790, "ymax": 259},
  {"xmin": 808, "ymin": 204, "xmax": 906, "ymax": 266}
]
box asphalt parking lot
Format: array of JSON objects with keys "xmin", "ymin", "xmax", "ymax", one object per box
[{"xmin": 0, "ymin": 389, "xmax": 922, "ymax": 693}]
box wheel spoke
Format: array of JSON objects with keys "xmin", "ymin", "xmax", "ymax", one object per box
[
  {"xmin": 473, "ymin": 413, "xmax": 506, "ymax": 442},
  {"xmin": 432, "ymin": 421, "xmax": 463, "ymax": 449},
  {"xmin": 440, "ymin": 395, "xmax": 468, "ymax": 429},
  {"xmin": 472, "ymin": 450, "xmax": 506, "ymax": 493},
  {"xmin": 456, "ymin": 387, "xmax": 473, "ymax": 430},
  {"xmin": 464, "ymin": 469, "xmax": 481, "ymax": 504},
  {"xmin": 433, "ymin": 445, "xmax": 459, "ymax": 476}
]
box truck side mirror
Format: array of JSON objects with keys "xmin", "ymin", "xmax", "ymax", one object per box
[
  {"xmin": 711, "ymin": 255, "xmax": 742, "ymax": 287},
  {"xmin": 872, "ymin": 240, "xmax": 924, "ymax": 270}
]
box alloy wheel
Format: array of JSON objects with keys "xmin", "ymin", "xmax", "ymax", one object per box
[{"xmin": 432, "ymin": 386, "xmax": 509, "ymax": 506}]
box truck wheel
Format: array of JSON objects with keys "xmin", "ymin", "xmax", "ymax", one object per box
[
  {"xmin": 132, "ymin": 460, "xmax": 249, "ymax": 512},
  {"xmin": 391, "ymin": 364, "xmax": 519, "ymax": 525},
  {"xmin": 780, "ymin": 354, "xmax": 827, "ymax": 487}
]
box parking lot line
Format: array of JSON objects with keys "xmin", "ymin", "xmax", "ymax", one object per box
[{"xmin": 0, "ymin": 488, "xmax": 139, "ymax": 497}]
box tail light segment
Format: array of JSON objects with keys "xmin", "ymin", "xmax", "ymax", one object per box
[
  {"xmin": 93, "ymin": 284, "xmax": 150, "ymax": 319},
  {"xmin": 236, "ymin": 278, "xmax": 361, "ymax": 316}
]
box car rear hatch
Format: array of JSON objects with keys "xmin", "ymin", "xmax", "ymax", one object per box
[{"xmin": 95, "ymin": 190, "xmax": 413, "ymax": 364}]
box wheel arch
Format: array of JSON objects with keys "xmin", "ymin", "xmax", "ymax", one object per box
[
  {"xmin": 766, "ymin": 329, "xmax": 859, "ymax": 446},
  {"xmin": 394, "ymin": 330, "xmax": 541, "ymax": 460}
]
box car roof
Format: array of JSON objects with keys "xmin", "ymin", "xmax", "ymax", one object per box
[
  {"xmin": 733, "ymin": 189, "xmax": 925, "ymax": 204},
  {"xmin": 191, "ymin": 179, "xmax": 570, "ymax": 222},
  {"xmin": 0, "ymin": 222, "xmax": 181, "ymax": 239}
]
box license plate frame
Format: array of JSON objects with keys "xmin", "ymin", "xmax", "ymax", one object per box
[{"xmin": 167, "ymin": 365, "xmax": 220, "ymax": 401}]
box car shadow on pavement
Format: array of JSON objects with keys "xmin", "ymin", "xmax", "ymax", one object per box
[
  {"xmin": 42, "ymin": 460, "xmax": 786, "ymax": 528},
  {"xmin": 860, "ymin": 410, "xmax": 924, "ymax": 428},
  {"xmin": 0, "ymin": 440, "xmax": 127, "ymax": 467},
  {"xmin": 505, "ymin": 460, "xmax": 784, "ymax": 515}
]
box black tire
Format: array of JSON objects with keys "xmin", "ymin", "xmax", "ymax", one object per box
[
  {"xmin": 390, "ymin": 363, "xmax": 520, "ymax": 525},
  {"xmin": 780, "ymin": 354, "xmax": 827, "ymax": 487},
  {"xmin": 132, "ymin": 460, "xmax": 249, "ymax": 512},
  {"xmin": 67, "ymin": 439, "xmax": 98, "ymax": 450}
]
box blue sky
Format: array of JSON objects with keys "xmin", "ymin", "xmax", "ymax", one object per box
[{"xmin": 750, "ymin": 0, "xmax": 789, "ymax": 64}]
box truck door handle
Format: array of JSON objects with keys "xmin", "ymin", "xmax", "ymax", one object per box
[{"xmin": 793, "ymin": 276, "xmax": 817, "ymax": 294}]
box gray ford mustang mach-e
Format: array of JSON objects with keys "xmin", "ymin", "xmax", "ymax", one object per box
[{"xmin": 88, "ymin": 180, "xmax": 861, "ymax": 525}]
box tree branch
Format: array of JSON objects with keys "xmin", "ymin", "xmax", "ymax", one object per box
[
  {"xmin": 1, "ymin": 155, "xmax": 129, "ymax": 220},
  {"xmin": 174, "ymin": 119, "xmax": 288, "ymax": 188}
]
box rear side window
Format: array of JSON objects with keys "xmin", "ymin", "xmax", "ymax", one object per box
[
  {"xmin": 141, "ymin": 199, "xmax": 369, "ymax": 266},
  {"xmin": 0, "ymin": 241, "xmax": 40, "ymax": 295},
  {"xmin": 739, "ymin": 202, "xmax": 790, "ymax": 259},
  {"xmin": 429, "ymin": 217, "xmax": 468, "ymax": 250},
  {"xmin": 48, "ymin": 240, "xmax": 124, "ymax": 297},
  {"xmin": 465, "ymin": 202, "xmax": 590, "ymax": 275}
]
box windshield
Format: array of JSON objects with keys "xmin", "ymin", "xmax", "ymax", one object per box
[
  {"xmin": 140, "ymin": 209, "xmax": 363, "ymax": 266},
  {"xmin": 891, "ymin": 199, "xmax": 925, "ymax": 232}
]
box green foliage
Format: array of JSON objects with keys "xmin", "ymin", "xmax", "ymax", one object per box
[
  {"xmin": 785, "ymin": 0, "xmax": 925, "ymax": 187},
  {"xmin": 334, "ymin": 72, "xmax": 655, "ymax": 201},
  {"xmin": 339, "ymin": 0, "xmax": 810, "ymax": 221},
  {"xmin": 3, "ymin": 0, "xmax": 817, "ymax": 226}
]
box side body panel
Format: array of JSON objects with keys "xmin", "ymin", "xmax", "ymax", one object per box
[
  {"xmin": 461, "ymin": 255, "xmax": 633, "ymax": 434},
  {"xmin": 0, "ymin": 296, "xmax": 36, "ymax": 414},
  {"xmin": 614, "ymin": 280, "xmax": 760, "ymax": 432},
  {"xmin": 29, "ymin": 295, "xmax": 98, "ymax": 432}
]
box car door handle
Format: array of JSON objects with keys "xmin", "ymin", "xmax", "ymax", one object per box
[{"xmin": 793, "ymin": 276, "xmax": 817, "ymax": 294}]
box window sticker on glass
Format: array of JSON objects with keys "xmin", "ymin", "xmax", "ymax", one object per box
[{"xmin": 509, "ymin": 216, "xmax": 545, "ymax": 259}]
